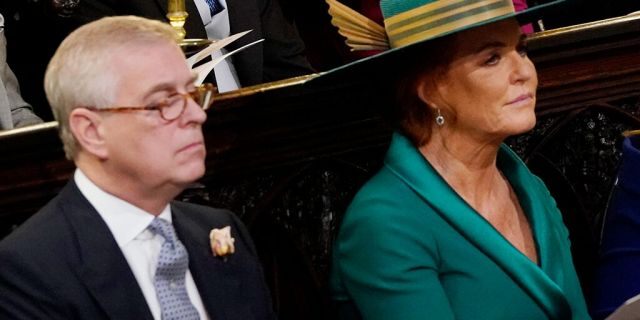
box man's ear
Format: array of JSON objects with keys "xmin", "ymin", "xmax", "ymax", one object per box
[{"xmin": 69, "ymin": 108, "xmax": 109, "ymax": 160}]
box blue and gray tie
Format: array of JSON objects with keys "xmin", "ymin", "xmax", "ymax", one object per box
[{"xmin": 148, "ymin": 218, "xmax": 200, "ymax": 320}]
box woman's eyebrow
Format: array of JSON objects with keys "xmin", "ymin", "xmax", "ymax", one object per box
[
  {"xmin": 473, "ymin": 34, "xmax": 528, "ymax": 54},
  {"xmin": 473, "ymin": 41, "xmax": 506, "ymax": 54}
]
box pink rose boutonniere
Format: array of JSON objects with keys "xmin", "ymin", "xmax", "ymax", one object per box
[{"xmin": 209, "ymin": 226, "xmax": 235, "ymax": 258}]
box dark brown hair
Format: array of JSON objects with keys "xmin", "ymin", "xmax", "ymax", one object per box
[{"xmin": 388, "ymin": 34, "xmax": 457, "ymax": 147}]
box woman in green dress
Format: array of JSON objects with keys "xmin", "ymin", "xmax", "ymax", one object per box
[{"xmin": 327, "ymin": 0, "xmax": 591, "ymax": 319}]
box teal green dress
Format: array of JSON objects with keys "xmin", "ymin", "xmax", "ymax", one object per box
[{"xmin": 331, "ymin": 133, "xmax": 590, "ymax": 320}]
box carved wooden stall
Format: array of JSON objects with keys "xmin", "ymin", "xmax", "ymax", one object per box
[{"xmin": 1, "ymin": 14, "xmax": 640, "ymax": 319}]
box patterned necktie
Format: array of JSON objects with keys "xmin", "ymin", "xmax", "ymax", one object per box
[
  {"xmin": 205, "ymin": 0, "xmax": 223, "ymax": 16},
  {"xmin": 148, "ymin": 218, "xmax": 200, "ymax": 320}
]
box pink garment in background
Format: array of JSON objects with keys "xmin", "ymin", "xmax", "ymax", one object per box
[{"xmin": 513, "ymin": 0, "xmax": 534, "ymax": 34}]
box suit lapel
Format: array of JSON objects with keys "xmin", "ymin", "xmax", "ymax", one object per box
[
  {"xmin": 172, "ymin": 205, "xmax": 242, "ymax": 320},
  {"xmin": 225, "ymin": 0, "xmax": 263, "ymax": 85},
  {"xmin": 384, "ymin": 133, "xmax": 572, "ymax": 320},
  {"xmin": 185, "ymin": 0, "xmax": 208, "ymax": 39},
  {"xmin": 61, "ymin": 181, "xmax": 154, "ymax": 320}
]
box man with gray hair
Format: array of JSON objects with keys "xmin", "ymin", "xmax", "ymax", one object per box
[{"xmin": 0, "ymin": 15, "xmax": 275, "ymax": 320}]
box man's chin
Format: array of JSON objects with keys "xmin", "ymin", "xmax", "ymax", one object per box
[
  {"xmin": 188, "ymin": 164, "xmax": 206, "ymax": 181},
  {"xmin": 174, "ymin": 163, "xmax": 206, "ymax": 185}
]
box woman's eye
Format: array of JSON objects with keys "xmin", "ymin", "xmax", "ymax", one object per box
[{"xmin": 484, "ymin": 54, "xmax": 500, "ymax": 66}]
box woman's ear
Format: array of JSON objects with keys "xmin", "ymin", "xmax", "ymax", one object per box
[
  {"xmin": 416, "ymin": 73, "xmax": 440, "ymax": 111},
  {"xmin": 69, "ymin": 108, "xmax": 109, "ymax": 160}
]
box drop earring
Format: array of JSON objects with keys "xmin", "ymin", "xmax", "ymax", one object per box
[{"xmin": 435, "ymin": 109, "xmax": 445, "ymax": 126}]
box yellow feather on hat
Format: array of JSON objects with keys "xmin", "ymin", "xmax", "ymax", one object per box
[{"xmin": 326, "ymin": 0, "xmax": 390, "ymax": 51}]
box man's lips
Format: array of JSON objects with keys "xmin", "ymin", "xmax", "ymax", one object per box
[{"xmin": 178, "ymin": 141, "xmax": 204, "ymax": 153}]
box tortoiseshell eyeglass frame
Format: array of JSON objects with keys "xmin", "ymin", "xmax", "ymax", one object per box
[{"xmin": 84, "ymin": 83, "xmax": 215, "ymax": 121}]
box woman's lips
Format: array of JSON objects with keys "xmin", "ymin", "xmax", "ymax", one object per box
[{"xmin": 507, "ymin": 93, "xmax": 534, "ymax": 106}]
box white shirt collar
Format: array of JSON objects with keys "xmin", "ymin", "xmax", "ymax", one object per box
[{"xmin": 74, "ymin": 169, "xmax": 172, "ymax": 248}]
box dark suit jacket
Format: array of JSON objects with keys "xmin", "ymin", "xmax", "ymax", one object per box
[
  {"xmin": 73, "ymin": 0, "xmax": 314, "ymax": 87},
  {"xmin": 0, "ymin": 180, "xmax": 276, "ymax": 320},
  {"xmin": 590, "ymin": 135, "xmax": 640, "ymax": 319}
]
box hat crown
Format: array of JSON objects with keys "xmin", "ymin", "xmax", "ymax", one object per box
[
  {"xmin": 380, "ymin": 0, "xmax": 439, "ymax": 19},
  {"xmin": 380, "ymin": 0, "xmax": 516, "ymax": 48}
]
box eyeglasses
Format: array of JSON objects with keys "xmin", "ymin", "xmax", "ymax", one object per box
[{"xmin": 85, "ymin": 83, "xmax": 215, "ymax": 121}]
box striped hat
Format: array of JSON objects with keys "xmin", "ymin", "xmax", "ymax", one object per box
[
  {"xmin": 323, "ymin": 0, "xmax": 563, "ymax": 73},
  {"xmin": 384, "ymin": 0, "xmax": 536, "ymax": 48}
]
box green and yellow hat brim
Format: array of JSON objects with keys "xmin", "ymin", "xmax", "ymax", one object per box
[
  {"xmin": 313, "ymin": 0, "xmax": 564, "ymax": 84},
  {"xmin": 385, "ymin": 0, "xmax": 530, "ymax": 48}
]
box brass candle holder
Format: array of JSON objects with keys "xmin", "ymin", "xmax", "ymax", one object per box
[
  {"xmin": 167, "ymin": 0, "xmax": 188, "ymax": 40},
  {"xmin": 167, "ymin": 0, "xmax": 212, "ymax": 54}
]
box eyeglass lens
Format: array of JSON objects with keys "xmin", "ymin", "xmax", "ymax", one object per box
[{"xmin": 160, "ymin": 86, "xmax": 214, "ymax": 120}]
